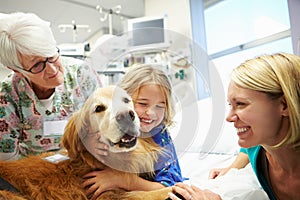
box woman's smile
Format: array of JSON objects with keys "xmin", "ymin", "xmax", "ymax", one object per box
[{"xmin": 236, "ymin": 127, "xmax": 250, "ymax": 137}]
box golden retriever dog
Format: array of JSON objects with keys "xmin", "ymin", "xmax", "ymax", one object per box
[{"xmin": 0, "ymin": 86, "xmax": 172, "ymax": 200}]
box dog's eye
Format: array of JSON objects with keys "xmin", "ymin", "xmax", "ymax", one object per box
[
  {"xmin": 123, "ymin": 97, "xmax": 131, "ymax": 104},
  {"xmin": 95, "ymin": 104, "xmax": 106, "ymax": 113}
]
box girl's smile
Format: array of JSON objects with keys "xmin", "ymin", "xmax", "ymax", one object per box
[{"xmin": 133, "ymin": 84, "xmax": 166, "ymax": 133}]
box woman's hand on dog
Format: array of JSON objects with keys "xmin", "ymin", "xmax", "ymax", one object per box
[{"xmin": 168, "ymin": 183, "xmax": 222, "ymax": 200}]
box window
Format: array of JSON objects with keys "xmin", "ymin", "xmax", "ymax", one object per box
[
  {"xmin": 203, "ymin": 0, "xmax": 293, "ymax": 95},
  {"xmin": 204, "ymin": 0, "xmax": 292, "ymax": 56}
]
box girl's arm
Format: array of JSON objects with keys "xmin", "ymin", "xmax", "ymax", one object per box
[
  {"xmin": 208, "ymin": 151, "xmax": 249, "ymax": 179},
  {"xmin": 82, "ymin": 168, "xmax": 165, "ymax": 200}
]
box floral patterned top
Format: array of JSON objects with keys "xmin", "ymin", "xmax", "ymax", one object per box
[{"xmin": 0, "ymin": 56, "xmax": 101, "ymax": 160}]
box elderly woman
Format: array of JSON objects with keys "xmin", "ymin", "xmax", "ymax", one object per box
[
  {"xmin": 0, "ymin": 12, "xmax": 105, "ymax": 191},
  {"xmin": 0, "ymin": 11, "xmax": 103, "ymax": 160}
]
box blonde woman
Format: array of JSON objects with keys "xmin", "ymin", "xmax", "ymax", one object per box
[{"xmin": 169, "ymin": 53, "xmax": 300, "ymax": 200}]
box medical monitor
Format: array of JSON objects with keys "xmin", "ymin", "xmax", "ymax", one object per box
[{"xmin": 127, "ymin": 15, "xmax": 170, "ymax": 49}]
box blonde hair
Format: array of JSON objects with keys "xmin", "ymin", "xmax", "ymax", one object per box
[
  {"xmin": 230, "ymin": 52, "xmax": 300, "ymax": 150},
  {"xmin": 118, "ymin": 64, "xmax": 175, "ymax": 128},
  {"xmin": 0, "ymin": 12, "xmax": 57, "ymax": 69}
]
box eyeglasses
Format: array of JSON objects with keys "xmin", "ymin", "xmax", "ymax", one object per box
[{"xmin": 17, "ymin": 48, "xmax": 60, "ymax": 74}]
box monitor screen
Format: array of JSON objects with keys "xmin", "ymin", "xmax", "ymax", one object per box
[{"xmin": 127, "ymin": 16, "xmax": 169, "ymax": 48}]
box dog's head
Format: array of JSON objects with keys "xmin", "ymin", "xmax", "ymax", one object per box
[
  {"xmin": 62, "ymin": 86, "xmax": 161, "ymax": 173},
  {"xmin": 62, "ymin": 86, "xmax": 140, "ymax": 157},
  {"xmin": 79, "ymin": 86, "xmax": 140, "ymax": 152}
]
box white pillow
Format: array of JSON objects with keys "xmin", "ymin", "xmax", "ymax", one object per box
[{"xmin": 170, "ymin": 98, "xmax": 240, "ymax": 155}]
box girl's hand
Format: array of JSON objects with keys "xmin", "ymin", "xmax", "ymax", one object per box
[
  {"xmin": 80, "ymin": 132, "xmax": 109, "ymax": 163},
  {"xmin": 82, "ymin": 169, "xmax": 120, "ymax": 200},
  {"xmin": 208, "ymin": 167, "xmax": 230, "ymax": 179}
]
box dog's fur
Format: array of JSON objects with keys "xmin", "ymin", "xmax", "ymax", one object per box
[{"xmin": 0, "ymin": 86, "xmax": 172, "ymax": 200}]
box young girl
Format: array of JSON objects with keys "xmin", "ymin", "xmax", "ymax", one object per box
[{"xmin": 82, "ymin": 64, "xmax": 184, "ymax": 200}]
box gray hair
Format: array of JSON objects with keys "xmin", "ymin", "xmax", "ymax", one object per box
[{"xmin": 0, "ymin": 12, "xmax": 57, "ymax": 69}]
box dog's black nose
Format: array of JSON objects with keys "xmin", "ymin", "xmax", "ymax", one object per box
[
  {"xmin": 116, "ymin": 110, "xmax": 135, "ymax": 122},
  {"xmin": 116, "ymin": 110, "xmax": 139, "ymax": 136},
  {"xmin": 129, "ymin": 110, "xmax": 135, "ymax": 121}
]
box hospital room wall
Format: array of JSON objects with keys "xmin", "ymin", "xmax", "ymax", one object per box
[{"xmin": 144, "ymin": 0, "xmax": 192, "ymax": 38}]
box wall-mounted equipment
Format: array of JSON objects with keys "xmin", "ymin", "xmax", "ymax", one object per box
[{"xmin": 127, "ymin": 15, "xmax": 171, "ymax": 50}]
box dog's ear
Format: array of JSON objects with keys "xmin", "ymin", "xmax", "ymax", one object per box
[{"xmin": 61, "ymin": 113, "xmax": 84, "ymax": 159}]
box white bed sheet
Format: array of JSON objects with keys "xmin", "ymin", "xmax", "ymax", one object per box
[{"xmin": 178, "ymin": 152, "xmax": 269, "ymax": 200}]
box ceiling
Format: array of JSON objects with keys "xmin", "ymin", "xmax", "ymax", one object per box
[{"xmin": 0, "ymin": 0, "xmax": 145, "ymax": 44}]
